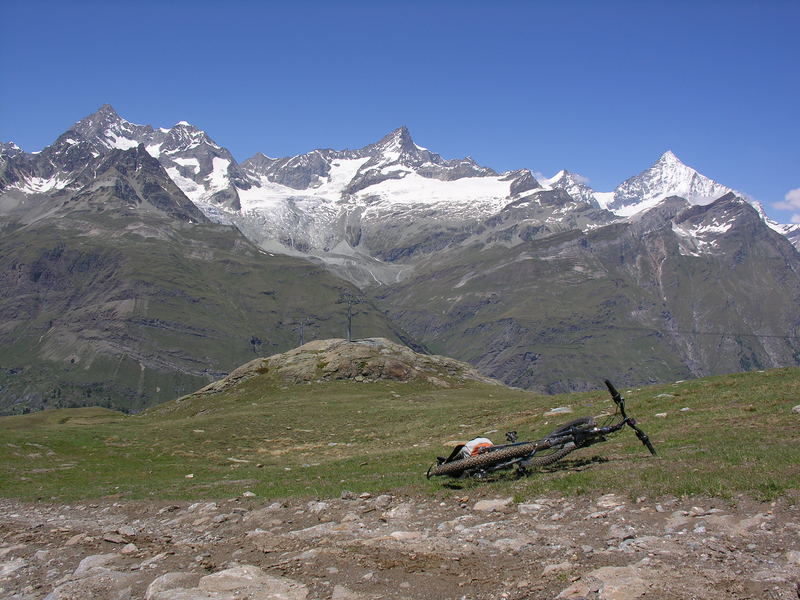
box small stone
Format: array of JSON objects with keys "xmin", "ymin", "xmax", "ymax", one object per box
[
  {"xmin": 118, "ymin": 525, "xmax": 136, "ymax": 537},
  {"xmin": 332, "ymin": 584, "xmax": 365, "ymax": 599},
  {"xmin": 545, "ymin": 407, "xmax": 573, "ymax": 416},
  {"xmin": 65, "ymin": 533, "xmax": 86, "ymax": 546},
  {"xmin": 472, "ymin": 498, "xmax": 512, "ymax": 512},
  {"xmin": 655, "ymin": 412, "xmax": 668, "ymax": 418},
  {"xmin": 517, "ymin": 503, "xmax": 545, "ymax": 515},
  {"xmin": 792, "ymin": 405, "xmax": 800, "ymax": 414},
  {"xmin": 103, "ymin": 533, "xmax": 127, "ymax": 544},
  {"xmin": 73, "ymin": 553, "xmax": 118, "ymax": 576},
  {"xmin": 120, "ymin": 543, "xmax": 138, "ymax": 555},
  {"xmin": 389, "ymin": 531, "xmax": 422, "ymax": 541},
  {"xmin": 242, "ymin": 491, "xmax": 256, "ymax": 498},
  {"xmin": 596, "ymin": 493, "xmax": 625, "ymax": 509},
  {"xmin": 307, "ymin": 501, "xmax": 330, "ymax": 514},
  {"xmin": 607, "ymin": 524, "xmax": 636, "ymax": 540},
  {"xmin": 373, "ymin": 494, "xmax": 393, "ymax": 508},
  {"xmin": 340, "ymin": 490, "xmax": 356, "ymax": 500},
  {"xmin": 359, "ymin": 492, "xmax": 372, "ymax": 499},
  {"xmin": 542, "ymin": 562, "xmax": 574, "ymax": 576},
  {"xmin": 787, "ymin": 550, "xmax": 800, "ymax": 565}
]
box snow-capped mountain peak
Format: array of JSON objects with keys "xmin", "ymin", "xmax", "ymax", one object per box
[
  {"xmin": 545, "ymin": 169, "xmax": 600, "ymax": 208},
  {"xmin": 656, "ymin": 149, "xmax": 682, "ymax": 165},
  {"xmin": 608, "ymin": 150, "xmax": 737, "ymax": 217},
  {"xmin": 373, "ymin": 126, "xmax": 419, "ymax": 154},
  {"xmin": 71, "ymin": 104, "xmax": 150, "ymax": 151}
]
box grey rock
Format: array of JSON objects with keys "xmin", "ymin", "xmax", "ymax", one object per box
[
  {"xmin": 147, "ymin": 565, "xmax": 308, "ymax": 600},
  {"xmin": 117, "ymin": 526, "xmax": 136, "ymax": 538},
  {"xmin": 517, "ymin": 502, "xmax": 545, "ymax": 515},
  {"xmin": 306, "ymin": 501, "xmax": 330, "ymax": 514},
  {"xmin": 0, "ymin": 557, "xmax": 28, "ymax": 577},
  {"xmin": 544, "ymin": 407, "xmax": 573, "ymax": 416},
  {"xmin": 373, "ymin": 494, "xmax": 393, "ymax": 508},
  {"xmin": 145, "ymin": 572, "xmax": 201, "ymax": 600},
  {"xmin": 45, "ymin": 568, "xmax": 137, "ymax": 600},
  {"xmin": 473, "ymin": 498, "xmax": 513, "ymax": 512},
  {"xmin": 73, "ymin": 553, "xmax": 119, "ymax": 577},
  {"xmin": 331, "ymin": 584, "xmax": 368, "ymax": 599}
]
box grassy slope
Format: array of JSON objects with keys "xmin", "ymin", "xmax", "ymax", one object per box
[{"xmin": 0, "ymin": 367, "xmax": 798, "ymax": 502}]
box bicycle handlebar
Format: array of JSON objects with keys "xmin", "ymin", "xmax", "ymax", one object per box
[{"xmin": 604, "ymin": 379, "xmax": 656, "ymax": 456}]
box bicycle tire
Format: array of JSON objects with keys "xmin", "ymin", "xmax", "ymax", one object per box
[
  {"xmin": 520, "ymin": 417, "xmax": 595, "ymax": 468},
  {"xmin": 523, "ymin": 443, "xmax": 576, "ymax": 467},
  {"xmin": 427, "ymin": 441, "xmax": 541, "ymax": 477}
]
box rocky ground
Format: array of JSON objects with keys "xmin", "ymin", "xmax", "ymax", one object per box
[{"xmin": 1, "ymin": 491, "xmax": 798, "ymax": 600}]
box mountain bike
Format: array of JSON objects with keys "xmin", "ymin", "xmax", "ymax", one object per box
[{"xmin": 427, "ymin": 380, "xmax": 656, "ymax": 479}]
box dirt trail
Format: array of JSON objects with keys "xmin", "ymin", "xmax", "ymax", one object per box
[{"xmin": 1, "ymin": 492, "xmax": 798, "ymax": 599}]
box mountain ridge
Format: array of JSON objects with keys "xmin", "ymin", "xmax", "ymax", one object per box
[{"xmin": 2, "ymin": 106, "xmax": 799, "ymax": 407}]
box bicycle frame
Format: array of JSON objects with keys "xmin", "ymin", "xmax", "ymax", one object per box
[{"xmin": 427, "ymin": 379, "xmax": 656, "ymax": 479}]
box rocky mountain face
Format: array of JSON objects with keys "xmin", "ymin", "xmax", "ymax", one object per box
[
  {"xmin": 0, "ymin": 138, "xmax": 407, "ymax": 414},
  {"xmin": 374, "ymin": 193, "xmax": 800, "ymax": 392},
  {"xmin": 2, "ymin": 105, "xmax": 799, "ymax": 404}
]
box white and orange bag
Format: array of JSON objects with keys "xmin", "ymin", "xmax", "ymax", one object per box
[{"xmin": 459, "ymin": 437, "xmax": 494, "ymax": 459}]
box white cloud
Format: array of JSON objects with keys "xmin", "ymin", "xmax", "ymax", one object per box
[
  {"xmin": 774, "ymin": 188, "xmax": 800, "ymax": 211},
  {"xmin": 572, "ymin": 173, "xmax": 591, "ymax": 185},
  {"xmin": 791, "ymin": 213, "xmax": 800, "ymax": 224}
]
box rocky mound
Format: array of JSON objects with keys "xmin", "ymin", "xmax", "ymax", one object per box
[{"xmin": 190, "ymin": 338, "xmax": 499, "ymax": 396}]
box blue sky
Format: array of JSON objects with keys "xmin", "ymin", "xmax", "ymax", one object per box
[{"xmin": 2, "ymin": 0, "xmax": 799, "ymax": 222}]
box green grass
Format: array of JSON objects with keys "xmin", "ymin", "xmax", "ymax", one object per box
[{"xmin": 1, "ymin": 367, "xmax": 798, "ymax": 502}]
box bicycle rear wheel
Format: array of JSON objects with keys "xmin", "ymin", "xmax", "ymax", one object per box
[{"xmin": 427, "ymin": 442, "xmax": 539, "ymax": 478}]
